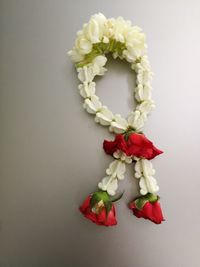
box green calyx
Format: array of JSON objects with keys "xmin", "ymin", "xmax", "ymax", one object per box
[
  {"xmin": 90, "ymin": 190, "xmax": 110, "ymax": 205},
  {"xmin": 90, "ymin": 190, "xmax": 112, "ymax": 215},
  {"xmin": 76, "ymin": 40, "xmax": 126, "ymax": 68},
  {"xmin": 147, "ymin": 193, "xmax": 159, "ymax": 203},
  {"xmin": 124, "ymin": 127, "xmax": 144, "ymax": 141},
  {"xmin": 90, "ymin": 190, "xmax": 124, "ymax": 215},
  {"xmin": 124, "ymin": 127, "xmax": 136, "ymax": 141},
  {"xmin": 135, "ymin": 193, "xmax": 158, "ymax": 210}
]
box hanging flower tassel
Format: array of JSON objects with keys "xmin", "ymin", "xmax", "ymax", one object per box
[
  {"xmin": 79, "ymin": 190, "xmax": 124, "ymax": 226},
  {"xmin": 129, "ymin": 193, "xmax": 165, "ymax": 224},
  {"xmin": 79, "ymin": 190, "xmax": 117, "ymax": 226},
  {"xmin": 79, "ymin": 131, "xmax": 164, "ymax": 226},
  {"xmin": 103, "ymin": 132, "xmax": 165, "ymax": 224}
]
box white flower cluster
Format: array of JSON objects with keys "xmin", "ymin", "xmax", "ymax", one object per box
[
  {"xmin": 98, "ymin": 151, "xmax": 132, "ymax": 196},
  {"xmin": 68, "ymin": 13, "xmax": 160, "ymax": 197},
  {"xmin": 68, "ymin": 13, "xmax": 146, "ymax": 63},
  {"xmin": 134, "ymin": 158, "xmax": 159, "ymax": 195},
  {"xmin": 98, "ymin": 151, "xmax": 159, "ymax": 196}
]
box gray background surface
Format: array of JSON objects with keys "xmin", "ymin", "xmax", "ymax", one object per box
[{"xmin": 1, "ymin": 1, "xmax": 200, "ymax": 267}]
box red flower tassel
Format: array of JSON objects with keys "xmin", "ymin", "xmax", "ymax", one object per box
[
  {"xmin": 129, "ymin": 193, "xmax": 165, "ymax": 224},
  {"xmin": 79, "ymin": 191, "xmax": 117, "ymax": 226}
]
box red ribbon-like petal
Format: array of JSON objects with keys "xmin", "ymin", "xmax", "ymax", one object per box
[{"xmin": 103, "ymin": 133, "xmax": 163, "ymax": 160}]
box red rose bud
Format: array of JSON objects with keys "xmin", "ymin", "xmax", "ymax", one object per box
[
  {"xmin": 79, "ymin": 191, "xmax": 117, "ymax": 226},
  {"xmin": 103, "ymin": 133, "xmax": 163, "ymax": 160},
  {"xmin": 129, "ymin": 193, "xmax": 165, "ymax": 224}
]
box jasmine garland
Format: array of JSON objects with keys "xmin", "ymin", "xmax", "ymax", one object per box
[{"xmin": 68, "ymin": 13, "xmax": 164, "ymax": 226}]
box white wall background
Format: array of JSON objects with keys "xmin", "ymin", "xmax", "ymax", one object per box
[{"xmin": 1, "ymin": 1, "xmax": 200, "ymax": 267}]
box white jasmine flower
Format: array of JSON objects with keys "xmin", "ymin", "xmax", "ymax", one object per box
[
  {"xmin": 140, "ymin": 55, "xmax": 151, "ymax": 70},
  {"xmin": 136, "ymin": 100, "xmax": 155, "ymax": 115},
  {"xmin": 103, "ymin": 18, "xmax": 115, "ymax": 39},
  {"xmin": 123, "ymin": 27, "xmax": 146, "ymax": 62},
  {"xmin": 77, "ymin": 66, "xmax": 94, "ymax": 83},
  {"xmin": 135, "ymin": 84, "xmax": 152, "ymax": 102},
  {"xmin": 67, "ymin": 48, "xmax": 84, "ymax": 63},
  {"xmin": 113, "ymin": 150, "xmax": 132, "ymax": 164},
  {"xmin": 77, "ymin": 61, "xmax": 107, "ymax": 83},
  {"xmin": 98, "ymin": 176, "xmax": 118, "ymax": 196},
  {"xmin": 78, "ymin": 82, "xmax": 96, "ymax": 98},
  {"xmin": 95, "ymin": 106, "xmax": 114, "ymax": 126},
  {"xmin": 75, "ymin": 33, "xmax": 92, "ymax": 55},
  {"xmin": 83, "ymin": 95, "xmax": 102, "ymax": 114},
  {"xmin": 84, "ymin": 13, "xmax": 107, "ymax": 43},
  {"xmin": 92, "ymin": 55, "xmax": 107, "ymax": 67},
  {"xmin": 125, "ymin": 26, "xmax": 146, "ymax": 50},
  {"xmin": 112, "ymin": 17, "xmax": 131, "ymax": 43},
  {"xmin": 136, "ymin": 68, "xmax": 152, "ymax": 85},
  {"xmin": 109, "ymin": 114, "xmax": 128, "ymax": 134},
  {"xmin": 134, "ymin": 159, "xmax": 159, "ymax": 195},
  {"xmin": 123, "ymin": 47, "xmax": 140, "ymax": 63},
  {"xmin": 127, "ymin": 110, "xmax": 147, "ymax": 130},
  {"xmin": 102, "ymin": 36, "xmax": 109, "ymax": 43},
  {"xmin": 106, "ymin": 160, "xmax": 126, "ymax": 180},
  {"xmin": 98, "ymin": 159, "xmax": 126, "ymax": 195}
]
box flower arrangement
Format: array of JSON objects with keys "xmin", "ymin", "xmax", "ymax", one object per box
[{"xmin": 68, "ymin": 13, "xmax": 164, "ymax": 226}]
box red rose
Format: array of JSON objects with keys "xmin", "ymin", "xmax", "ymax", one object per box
[
  {"xmin": 103, "ymin": 134, "xmax": 127, "ymax": 155},
  {"xmin": 126, "ymin": 133, "xmax": 163, "ymax": 159},
  {"xmin": 129, "ymin": 194, "xmax": 165, "ymax": 224},
  {"xmin": 79, "ymin": 191, "xmax": 117, "ymax": 226},
  {"xmin": 103, "ymin": 133, "xmax": 163, "ymax": 160}
]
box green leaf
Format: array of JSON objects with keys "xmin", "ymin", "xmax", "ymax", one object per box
[
  {"xmin": 97, "ymin": 190, "xmax": 110, "ymax": 202},
  {"xmin": 104, "ymin": 201, "xmax": 112, "ymax": 215},
  {"xmin": 124, "ymin": 127, "xmax": 136, "ymax": 141},
  {"xmin": 135, "ymin": 197, "xmax": 149, "ymax": 210},
  {"xmin": 134, "ymin": 193, "xmax": 158, "ymax": 210},
  {"xmin": 146, "ymin": 193, "xmax": 158, "ymax": 203},
  {"xmin": 90, "ymin": 194, "xmax": 100, "ymax": 209},
  {"xmin": 89, "ymin": 190, "xmax": 110, "ymax": 209},
  {"xmin": 110, "ymin": 191, "xmax": 124, "ymax": 202}
]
